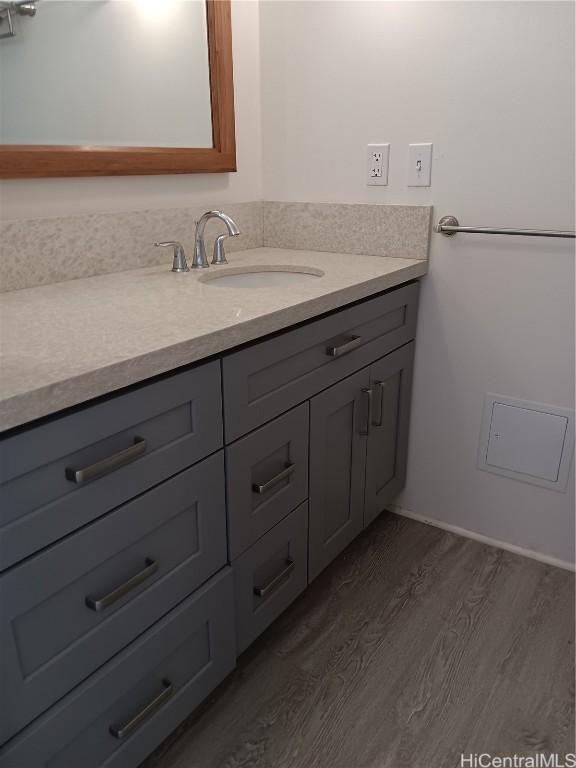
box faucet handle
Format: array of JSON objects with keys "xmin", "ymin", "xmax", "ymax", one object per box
[
  {"xmin": 154, "ymin": 241, "xmax": 189, "ymax": 273},
  {"xmin": 212, "ymin": 234, "xmax": 229, "ymax": 266}
]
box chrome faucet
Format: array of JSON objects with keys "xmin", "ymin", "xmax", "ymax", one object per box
[{"xmin": 192, "ymin": 210, "xmax": 240, "ymax": 269}]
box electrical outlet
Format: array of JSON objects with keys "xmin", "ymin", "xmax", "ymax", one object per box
[
  {"xmin": 366, "ymin": 143, "xmax": 389, "ymax": 186},
  {"xmin": 408, "ymin": 143, "xmax": 432, "ymax": 186}
]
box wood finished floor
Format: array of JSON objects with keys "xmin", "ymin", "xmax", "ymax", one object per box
[{"xmin": 142, "ymin": 513, "xmax": 575, "ymax": 768}]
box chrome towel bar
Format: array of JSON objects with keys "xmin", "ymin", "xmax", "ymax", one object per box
[{"xmin": 435, "ymin": 215, "xmax": 576, "ymax": 239}]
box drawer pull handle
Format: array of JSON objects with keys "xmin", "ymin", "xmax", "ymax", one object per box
[
  {"xmin": 85, "ymin": 557, "xmax": 158, "ymax": 612},
  {"xmin": 109, "ymin": 678, "xmax": 173, "ymax": 740},
  {"xmin": 65, "ymin": 436, "xmax": 147, "ymax": 484},
  {"xmin": 254, "ymin": 559, "xmax": 295, "ymax": 598},
  {"xmin": 359, "ymin": 388, "xmax": 373, "ymax": 436},
  {"xmin": 373, "ymin": 380, "xmax": 386, "ymax": 427},
  {"xmin": 326, "ymin": 335, "xmax": 362, "ymax": 358},
  {"xmin": 252, "ymin": 463, "xmax": 295, "ymax": 495}
]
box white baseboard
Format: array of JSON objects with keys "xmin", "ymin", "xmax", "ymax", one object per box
[{"xmin": 388, "ymin": 504, "xmax": 576, "ymax": 573}]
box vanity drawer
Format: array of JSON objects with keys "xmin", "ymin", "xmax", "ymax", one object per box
[
  {"xmin": 0, "ymin": 361, "xmax": 223, "ymax": 570},
  {"xmin": 235, "ymin": 501, "xmax": 308, "ymax": 654},
  {"xmin": 226, "ymin": 403, "xmax": 309, "ymax": 559},
  {"xmin": 0, "ymin": 452, "xmax": 226, "ymax": 744},
  {"xmin": 0, "ymin": 568, "xmax": 235, "ymax": 768},
  {"xmin": 222, "ymin": 282, "xmax": 419, "ymax": 440}
]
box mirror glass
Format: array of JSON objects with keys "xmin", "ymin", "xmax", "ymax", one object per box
[{"xmin": 0, "ymin": 0, "xmax": 214, "ymax": 147}]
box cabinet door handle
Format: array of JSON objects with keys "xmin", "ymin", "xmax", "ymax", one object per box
[
  {"xmin": 358, "ymin": 388, "xmax": 373, "ymax": 436},
  {"xmin": 252, "ymin": 463, "xmax": 295, "ymax": 495},
  {"xmin": 65, "ymin": 436, "xmax": 147, "ymax": 484},
  {"xmin": 85, "ymin": 557, "xmax": 158, "ymax": 612},
  {"xmin": 254, "ymin": 559, "xmax": 295, "ymax": 598},
  {"xmin": 373, "ymin": 380, "xmax": 386, "ymax": 427},
  {"xmin": 109, "ymin": 678, "xmax": 173, "ymax": 739},
  {"xmin": 326, "ymin": 335, "xmax": 362, "ymax": 358}
]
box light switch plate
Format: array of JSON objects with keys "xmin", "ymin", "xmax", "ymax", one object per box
[
  {"xmin": 407, "ymin": 142, "xmax": 432, "ymax": 186},
  {"xmin": 478, "ymin": 394, "xmax": 575, "ymax": 492}
]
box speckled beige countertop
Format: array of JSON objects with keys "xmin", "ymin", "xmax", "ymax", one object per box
[{"xmin": 0, "ymin": 247, "xmax": 427, "ymax": 432}]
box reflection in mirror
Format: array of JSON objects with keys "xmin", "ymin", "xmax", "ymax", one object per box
[{"xmin": 0, "ymin": 0, "xmax": 213, "ymax": 147}]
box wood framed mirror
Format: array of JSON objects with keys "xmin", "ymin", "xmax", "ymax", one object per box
[{"xmin": 0, "ymin": 0, "xmax": 235, "ymax": 178}]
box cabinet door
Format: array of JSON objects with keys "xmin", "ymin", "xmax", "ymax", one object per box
[
  {"xmin": 364, "ymin": 342, "xmax": 415, "ymax": 527},
  {"xmin": 308, "ymin": 369, "xmax": 370, "ymax": 582}
]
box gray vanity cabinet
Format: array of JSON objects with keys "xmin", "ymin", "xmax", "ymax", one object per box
[
  {"xmin": 364, "ymin": 342, "xmax": 415, "ymax": 527},
  {"xmin": 308, "ymin": 369, "xmax": 369, "ymax": 582},
  {"xmin": 0, "ymin": 281, "xmax": 419, "ymax": 767}
]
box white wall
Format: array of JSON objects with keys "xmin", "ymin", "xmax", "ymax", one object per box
[
  {"xmin": 0, "ymin": 0, "xmax": 262, "ymax": 218},
  {"xmin": 260, "ymin": 0, "xmax": 576, "ymax": 563},
  {"xmin": 0, "ymin": 1, "xmax": 213, "ymax": 147}
]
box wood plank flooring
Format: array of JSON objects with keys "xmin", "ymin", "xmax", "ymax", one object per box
[{"xmin": 142, "ymin": 513, "xmax": 575, "ymax": 768}]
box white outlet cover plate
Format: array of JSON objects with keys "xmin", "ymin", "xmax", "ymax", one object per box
[
  {"xmin": 478, "ymin": 394, "xmax": 574, "ymax": 492},
  {"xmin": 366, "ymin": 143, "xmax": 389, "ymax": 186}
]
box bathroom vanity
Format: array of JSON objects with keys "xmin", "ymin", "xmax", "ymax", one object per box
[{"xmin": 0, "ymin": 248, "xmax": 423, "ymax": 766}]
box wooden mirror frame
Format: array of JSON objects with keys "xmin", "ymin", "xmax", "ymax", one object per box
[{"xmin": 0, "ymin": 0, "xmax": 235, "ymax": 179}]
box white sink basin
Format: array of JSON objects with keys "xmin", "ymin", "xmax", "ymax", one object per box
[{"xmin": 199, "ymin": 265, "xmax": 324, "ymax": 289}]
